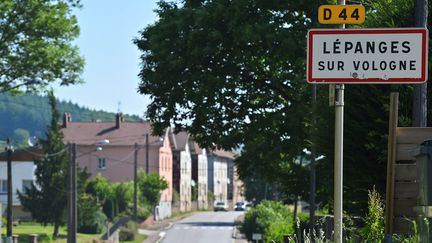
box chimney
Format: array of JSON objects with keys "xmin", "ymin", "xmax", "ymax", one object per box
[
  {"xmin": 63, "ymin": 112, "xmax": 71, "ymax": 128},
  {"xmin": 116, "ymin": 113, "xmax": 123, "ymax": 129}
]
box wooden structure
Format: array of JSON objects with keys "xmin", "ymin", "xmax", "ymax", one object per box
[{"xmin": 385, "ymin": 92, "xmax": 432, "ymax": 234}]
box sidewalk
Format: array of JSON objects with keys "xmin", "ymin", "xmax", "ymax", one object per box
[{"xmin": 233, "ymin": 214, "xmax": 248, "ymax": 243}]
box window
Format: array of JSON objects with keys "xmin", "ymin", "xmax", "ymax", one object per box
[
  {"xmin": 98, "ymin": 158, "xmax": 106, "ymax": 170},
  {"xmin": 22, "ymin": 180, "xmax": 34, "ymax": 192},
  {"xmin": 0, "ymin": 179, "xmax": 7, "ymax": 193}
]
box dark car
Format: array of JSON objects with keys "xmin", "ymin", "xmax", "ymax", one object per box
[{"xmin": 234, "ymin": 202, "xmax": 246, "ymax": 211}]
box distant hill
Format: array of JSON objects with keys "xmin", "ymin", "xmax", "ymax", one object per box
[{"xmin": 0, "ymin": 93, "xmax": 141, "ymax": 146}]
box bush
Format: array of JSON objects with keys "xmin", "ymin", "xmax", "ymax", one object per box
[
  {"xmin": 137, "ymin": 205, "xmax": 151, "ymax": 221},
  {"xmin": 360, "ymin": 187, "xmax": 384, "ymax": 242},
  {"xmin": 241, "ymin": 200, "xmax": 294, "ymax": 243},
  {"xmin": 119, "ymin": 221, "xmax": 136, "ymax": 241},
  {"xmin": 113, "ymin": 182, "xmax": 133, "ymax": 214},
  {"xmin": 103, "ymin": 197, "xmax": 118, "ymax": 220},
  {"xmin": 78, "ymin": 194, "xmax": 107, "ymax": 234}
]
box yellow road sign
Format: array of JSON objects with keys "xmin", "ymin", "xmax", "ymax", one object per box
[{"xmin": 318, "ymin": 5, "xmax": 365, "ymax": 24}]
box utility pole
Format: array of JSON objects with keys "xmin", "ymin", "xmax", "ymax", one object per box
[
  {"xmin": 145, "ymin": 134, "xmax": 149, "ymax": 173},
  {"xmin": 133, "ymin": 143, "xmax": 138, "ymax": 222},
  {"xmin": 5, "ymin": 138, "xmax": 13, "ymax": 242},
  {"xmin": 413, "ymin": 0, "xmax": 428, "ymax": 127},
  {"xmin": 67, "ymin": 143, "xmax": 77, "ymax": 243}
]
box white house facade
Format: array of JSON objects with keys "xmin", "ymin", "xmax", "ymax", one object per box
[
  {"xmin": 0, "ymin": 149, "xmax": 37, "ymax": 220},
  {"xmin": 179, "ymin": 142, "xmax": 192, "ymax": 212},
  {"xmin": 197, "ymin": 148, "xmax": 208, "ymax": 209}
]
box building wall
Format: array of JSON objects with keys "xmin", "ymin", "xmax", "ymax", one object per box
[
  {"xmin": 75, "ymin": 134, "xmax": 173, "ymax": 221},
  {"xmin": 0, "ymin": 161, "xmax": 35, "ymax": 220},
  {"xmin": 197, "ymin": 149, "xmax": 208, "ymax": 209},
  {"xmin": 75, "ymin": 145, "xmax": 161, "ymax": 182},
  {"xmin": 213, "ymin": 159, "xmax": 228, "ymax": 203},
  {"xmin": 179, "ymin": 143, "xmax": 192, "ymax": 212},
  {"xmin": 172, "ymin": 152, "xmax": 181, "ymax": 195},
  {"xmin": 233, "ymin": 166, "xmax": 245, "ymax": 203},
  {"xmin": 0, "ymin": 161, "xmax": 36, "ymax": 207},
  {"xmin": 228, "ymin": 159, "xmax": 234, "ymax": 200},
  {"xmin": 207, "ymin": 156, "xmax": 215, "ymax": 195},
  {"xmin": 157, "ymin": 134, "xmax": 172, "ymax": 220}
]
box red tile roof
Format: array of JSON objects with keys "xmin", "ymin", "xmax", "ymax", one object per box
[
  {"xmin": 62, "ymin": 120, "xmax": 164, "ymax": 146},
  {"xmin": 0, "ymin": 148, "xmax": 44, "ymax": 161}
]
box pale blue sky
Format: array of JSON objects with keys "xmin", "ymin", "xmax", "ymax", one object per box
[{"xmin": 55, "ymin": 0, "xmax": 160, "ymax": 116}]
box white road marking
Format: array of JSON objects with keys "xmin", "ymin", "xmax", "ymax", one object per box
[{"xmin": 172, "ymin": 226, "xmax": 233, "ymax": 230}]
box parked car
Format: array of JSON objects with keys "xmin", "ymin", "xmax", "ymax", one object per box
[
  {"xmin": 234, "ymin": 202, "xmax": 246, "ymax": 211},
  {"xmin": 214, "ymin": 201, "xmax": 228, "ymax": 211},
  {"xmin": 245, "ymin": 202, "xmax": 253, "ymax": 210}
]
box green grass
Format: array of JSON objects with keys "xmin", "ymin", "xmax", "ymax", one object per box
[
  {"xmin": 124, "ymin": 233, "xmax": 147, "ymax": 243},
  {"xmin": 1, "ymin": 222, "xmax": 100, "ymax": 243}
]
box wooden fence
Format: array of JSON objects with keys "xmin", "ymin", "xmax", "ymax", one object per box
[{"xmin": 385, "ymin": 92, "xmax": 432, "ymax": 235}]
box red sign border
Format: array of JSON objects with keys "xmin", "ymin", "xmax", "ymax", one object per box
[{"xmin": 307, "ymin": 28, "xmax": 428, "ymax": 84}]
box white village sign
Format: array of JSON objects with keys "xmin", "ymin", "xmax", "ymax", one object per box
[{"xmin": 307, "ymin": 28, "xmax": 428, "ymax": 83}]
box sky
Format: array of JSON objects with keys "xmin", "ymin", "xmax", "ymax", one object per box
[{"xmin": 55, "ymin": 0, "xmax": 160, "ymax": 117}]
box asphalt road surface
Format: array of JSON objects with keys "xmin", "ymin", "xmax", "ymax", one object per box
[{"xmin": 161, "ymin": 211, "xmax": 244, "ymax": 243}]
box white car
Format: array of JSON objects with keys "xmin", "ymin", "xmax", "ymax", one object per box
[{"xmin": 214, "ymin": 201, "xmax": 228, "ymax": 211}]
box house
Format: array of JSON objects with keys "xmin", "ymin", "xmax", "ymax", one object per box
[
  {"xmin": 0, "ymin": 148, "xmax": 40, "ymax": 220},
  {"xmin": 191, "ymin": 144, "xmax": 208, "ymax": 209},
  {"xmin": 61, "ymin": 112, "xmax": 173, "ymax": 220},
  {"xmin": 169, "ymin": 131, "xmax": 192, "ymax": 212},
  {"xmin": 207, "ymin": 150, "xmax": 236, "ymax": 205}
]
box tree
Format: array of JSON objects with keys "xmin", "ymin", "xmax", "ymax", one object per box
[
  {"xmin": 113, "ymin": 182, "xmax": 134, "ymax": 215},
  {"xmin": 135, "ymin": 0, "xmax": 320, "ymax": 211},
  {"xmin": 135, "ymin": 0, "xmax": 315, "ymax": 150},
  {"xmin": 0, "ymin": 0, "xmax": 84, "ymax": 93},
  {"xmin": 137, "ymin": 170, "xmax": 168, "ymax": 209},
  {"xmin": 85, "ymin": 175, "xmax": 120, "ymax": 219},
  {"xmin": 12, "ymin": 128, "xmax": 30, "ymax": 147},
  {"xmin": 86, "ymin": 175, "xmax": 114, "ymax": 204},
  {"xmin": 18, "ymin": 90, "xmax": 69, "ymax": 238}
]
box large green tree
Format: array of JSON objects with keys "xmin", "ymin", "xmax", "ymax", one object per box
[
  {"xmin": 0, "ymin": 0, "xmax": 84, "ymax": 93},
  {"xmin": 18, "ymin": 90, "xmax": 70, "ymax": 238},
  {"xmin": 135, "ymin": 0, "xmax": 321, "ymax": 208},
  {"xmin": 135, "ymin": 0, "xmax": 432, "ymax": 216},
  {"xmin": 135, "ymin": 0, "xmax": 314, "ymax": 149}
]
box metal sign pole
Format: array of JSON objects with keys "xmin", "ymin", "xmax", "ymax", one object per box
[
  {"xmin": 334, "ymin": 1, "xmax": 345, "ymax": 243},
  {"xmin": 334, "ymin": 84, "xmax": 344, "ymax": 243}
]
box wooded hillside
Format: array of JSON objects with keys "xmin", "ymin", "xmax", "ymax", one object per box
[{"xmin": 0, "ymin": 93, "xmax": 140, "ymax": 146}]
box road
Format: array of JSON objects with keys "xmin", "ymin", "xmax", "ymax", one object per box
[{"xmin": 161, "ymin": 211, "xmax": 244, "ymax": 243}]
